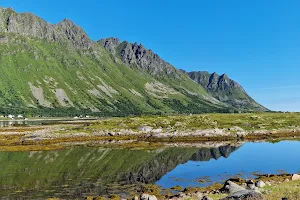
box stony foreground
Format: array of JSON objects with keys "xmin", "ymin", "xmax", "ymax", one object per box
[{"xmin": 87, "ymin": 173, "xmax": 299, "ymax": 200}]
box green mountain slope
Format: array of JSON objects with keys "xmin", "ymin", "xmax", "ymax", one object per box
[{"xmin": 0, "ymin": 7, "xmax": 266, "ymax": 116}]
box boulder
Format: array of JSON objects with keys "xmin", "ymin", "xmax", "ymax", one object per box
[
  {"xmin": 140, "ymin": 194, "xmax": 158, "ymax": 200},
  {"xmin": 138, "ymin": 126, "xmax": 153, "ymax": 132},
  {"xmin": 132, "ymin": 196, "xmax": 139, "ymax": 200},
  {"xmin": 221, "ymin": 181, "xmax": 246, "ymax": 194},
  {"xmin": 221, "ymin": 190, "xmax": 264, "ymax": 200},
  {"xmin": 292, "ymin": 174, "xmax": 300, "ymax": 181},
  {"xmin": 192, "ymin": 191, "xmax": 204, "ymax": 200},
  {"xmin": 255, "ymin": 180, "xmax": 266, "ymax": 188},
  {"xmin": 246, "ymin": 180, "xmax": 255, "ymax": 190}
]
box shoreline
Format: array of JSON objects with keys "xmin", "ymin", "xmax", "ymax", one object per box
[
  {"xmin": 0, "ymin": 113, "xmax": 300, "ymax": 150},
  {"xmin": 83, "ymin": 173, "xmax": 300, "ymax": 200}
]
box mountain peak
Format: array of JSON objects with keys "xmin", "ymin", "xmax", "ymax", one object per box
[
  {"xmin": 0, "ymin": 7, "xmax": 16, "ymax": 12},
  {"xmin": 220, "ymin": 73, "xmax": 229, "ymax": 79},
  {"xmin": 187, "ymin": 71, "xmax": 267, "ymax": 111},
  {"xmin": 61, "ymin": 18, "xmax": 74, "ymax": 23},
  {"xmin": 55, "ymin": 18, "xmax": 93, "ymax": 48},
  {"xmin": 0, "ymin": 9, "xmax": 94, "ymax": 49},
  {"xmin": 99, "ymin": 38, "xmax": 178, "ymax": 77}
]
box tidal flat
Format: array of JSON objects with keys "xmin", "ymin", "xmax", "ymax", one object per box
[{"xmin": 0, "ymin": 112, "xmax": 300, "ymax": 151}]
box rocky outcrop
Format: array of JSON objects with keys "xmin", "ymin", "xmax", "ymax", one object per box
[
  {"xmin": 0, "ymin": 7, "xmax": 94, "ymax": 49},
  {"xmin": 186, "ymin": 71, "xmax": 268, "ymax": 111},
  {"xmin": 220, "ymin": 179, "xmax": 264, "ymax": 200},
  {"xmin": 222, "ymin": 190, "xmax": 264, "ymax": 200},
  {"xmin": 55, "ymin": 19, "xmax": 94, "ymax": 49},
  {"xmin": 98, "ymin": 38, "xmax": 178, "ymax": 77},
  {"xmin": 98, "ymin": 37, "xmax": 120, "ymax": 54},
  {"xmin": 140, "ymin": 194, "xmax": 158, "ymax": 200}
]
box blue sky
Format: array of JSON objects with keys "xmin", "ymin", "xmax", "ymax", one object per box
[{"xmin": 2, "ymin": 0, "xmax": 300, "ymax": 111}]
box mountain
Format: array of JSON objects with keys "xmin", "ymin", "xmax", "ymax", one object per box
[
  {"xmin": 0, "ymin": 7, "xmax": 266, "ymax": 116},
  {"xmin": 186, "ymin": 71, "xmax": 267, "ymax": 111}
]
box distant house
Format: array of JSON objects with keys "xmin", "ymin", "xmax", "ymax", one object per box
[{"xmin": 8, "ymin": 114, "xmax": 15, "ymax": 119}]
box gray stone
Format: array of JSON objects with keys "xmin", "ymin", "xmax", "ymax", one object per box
[
  {"xmin": 148, "ymin": 195, "xmax": 158, "ymax": 200},
  {"xmin": 292, "ymin": 174, "xmax": 300, "ymax": 181},
  {"xmin": 247, "ymin": 183, "xmax": 256, "ymax": 190},
  {"xmin": 222, "ymin": 181, "xmax": 246, "ymax": 194},
  {"xmin": 246, "ymin": 180, "xmax": 256, "ymax": 190},
  {"xmin": 132, "ymin": 196, "xmax": 139, "ymax": 200},
  {"xmin": 98, "ymin": 37, "xmax": 120, "ymax": 54},
  {"xmin": 138, "ymin": 126, "xmax": 153, "ymax": 132},
  {"xmin": 140, "ymin": 194, "xmax": 157, "ymax": 200},
  {"xmin": 221, "ymin": 190, "xmax": 264, "ymax": 200},
  {"xmin": 194, "ymin": 191, "xmax": 204, "ymax": 199},
  {"xmin": 255, "ymin": 180, "xmax": 266, "ymax": 188}
]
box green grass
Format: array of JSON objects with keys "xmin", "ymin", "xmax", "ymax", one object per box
[{"xmin": 85, "ymin": 112, "xmax": 300, "ymax": 133}]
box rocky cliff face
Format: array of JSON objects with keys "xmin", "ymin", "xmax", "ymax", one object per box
[
  {"xmin": 98, "ymin": 38, "xmax": 178, "ymax": 77},
  {"xmin": 186, "ymin": 71, "xmax": 267, "ymax": 111},
  {"xmin": 0, "ymin": 7, "xmax": 93, "ymax": 49}
]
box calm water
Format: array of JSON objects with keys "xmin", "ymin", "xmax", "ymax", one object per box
[
  {"xmin": 0, "ymin": 119, "xmax": 86, "ymax": 127},
  {"xmin": 157, "ymin": 141, "xmax": 300, "ymax": 188},
  {"xmin": 0, "ymin": 141, "xmax": 299, "ymax": 199}
]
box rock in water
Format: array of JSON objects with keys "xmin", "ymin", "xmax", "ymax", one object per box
[
  {"xmin": 255, "ymin": 180, "xmax": 266, "ymax": 188},
  {"xmin": 292, "ymin": 174, "xmax": 300, "ymax": 181},
  {"xmin": 221, "ymin": 180, "xmax": 246, "ymax": 194},
  {"xmin": 221, "ymin": 190, "xmax": 264, "ymax": 200}
]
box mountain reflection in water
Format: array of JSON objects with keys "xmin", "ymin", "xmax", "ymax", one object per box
[{"xmin": 0, "ymin": 144, "xmax": 239, "ymax": 199}]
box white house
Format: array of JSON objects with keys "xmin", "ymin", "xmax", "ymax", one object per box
[{"xmin": 8, "ymin": 114, "xmax": 14, "ymax": 119}]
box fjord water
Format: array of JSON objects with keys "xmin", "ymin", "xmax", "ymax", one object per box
[
  {"xmin": 0, "ymin": 120, "xmax": 57, "ymax": 127},
  {"xmin": 0, "ymin": 141, "xmax": 299, "ymax": 198},
  {"xmin": 157, "ymin": 141, "xmax": 300, "ymax": 188},
  {"xmin": 0, "ymin": 119, "xmax": 87, "ymax": 127}
]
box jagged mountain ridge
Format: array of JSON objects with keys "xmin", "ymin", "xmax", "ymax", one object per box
[
  {"xmin": 0, "ymin": 7, "xmax": 94, "ymax": 48},
  {"xmin": 186, "ymin": 71, "xmax": 267, "ymax": 111},
  {"xmin": 98, "ymin": 37, "xmax": 177, "ymax": 76},
  {"xmin": 0, "ymin": 7, "xmax": 266, "ymax": 116}
]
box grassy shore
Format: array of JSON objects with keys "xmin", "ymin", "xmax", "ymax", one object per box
[
  {"xmin": 0, "ymin": 112, "xmax": 300, "ymax": 151},
  {"xmin": 207, "ymin": 179, "xmax": 300, "ymax": 200}
]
